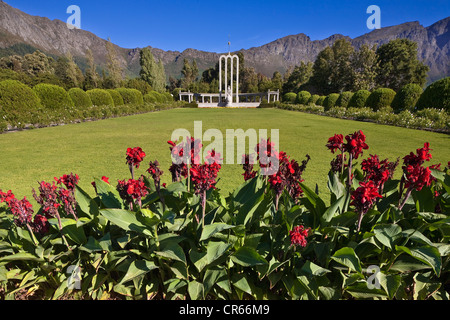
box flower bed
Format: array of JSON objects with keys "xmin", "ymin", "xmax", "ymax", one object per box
[{"xmin": 0, "ymin": 131, "xmax": 449, "ymax": 300}]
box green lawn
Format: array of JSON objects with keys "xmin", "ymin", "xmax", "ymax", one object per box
[{"xmin": 0, "ymin": 108, "xmax": 449, "ymax": 205}]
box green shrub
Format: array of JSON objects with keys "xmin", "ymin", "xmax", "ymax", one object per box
[
  {"xmin": 415, "ymin": 77, "xmax": 450, "ymax": 112},
  {"xmin": 87, "ymin": 89, "xmax": 114, "ymax": 107},
  {"xmin": 308, "ymin": 94, "xmax": 320, "ymax": 105},
  {"xmin": 184, "ymin": 102, "xmax": 199, "ymax": 108},
  {"xmin": 336, "ymin": 91, "xmax": 354, "ymax": 108},
  {"xmin": 33, "ymin": 83, "xmax": 74, "ymax": 110},
  {"xmin": 323, "ymin": 93, "xmax": 340, "ymax": 110},
  {"xmin": 144, "ymin": 93, "xmax": 157, "ymax": 104},
  {"xmin": 348, "ymin": 90, "xmax": 371, "ymax": 109},
  {"xmin": 296, "ymin": 91, "xmax": 311, "ymax": 105},
  {"xmin": 107, "ymin": 89, "xmax": 124, "ymax": 106},
  {"xmin": 315, "ymin": 96, "xmax": 326, "ymax": 106},
  {"xmin": 0, "ymin": 80, "xmax": 42, "ymax": 127},
  {"xmin": 391, "ymin": 83, "xmax": 423, "ymax": 112},
  {"xmin": 366, "ymin": 88, "xmax": 396, "ymax": 111},
  {"xmin": 68, "ymin": 88, "xmax": 92, "ymax": 109},
  {"xmin": 115, "ymin": 88, "xmax": 144, "ymax": 105},
  {"xmin": 163, "ymin": 92, "xmax": 173, "ymax": 102},
  {"xmin": 283, "ymin": 92, "xmax": 297, "ymax": 104}
]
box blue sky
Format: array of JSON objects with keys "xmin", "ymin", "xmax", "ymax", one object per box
[{"xmin": 6, "ymin": 0, "xmax": 450, "ymax": 53}]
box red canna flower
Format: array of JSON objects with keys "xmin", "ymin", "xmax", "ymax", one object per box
[
  {"xmin": 326, "ymin": 134, "xmax": 344, "ymax": 154},
  {"xmin": 102, "ymin": 176, "xmax": 110, "ymax": 183},
  {"xmin": 126, "ymin": 147, "xmax": 146, "ymax": 169},
  {"xmin": 33, "ymin": 181, "xmax": 61, "ymax": 218},
  {"xmin": 8, "ymin": 197, "xmax": 34, "ymax": 228},
  {"xmin": 147, "ymin": 160, "xmax": 163, "ymax": 183},
  {"xmin": 242, "ymin": 154, "xmax": 257, "ymax": 181},
  {"xmin": 117, "ymin": 177, "xmax": 148, "ymax": 209},
  {"xmin": 361, "ymin": 154, "xmax": 399, "ymax": 191},
  {"xmin": 32, "ymin": 214, "xmax": 49, "ymax": 235},
  {"xmin": 0, "ymin": 189, "xmax": 16, "ymax": 205},
  {"xmin": 55, "ymin": 173, "xmax": 79, "ymax": 191},
  {"xmin": 343, "ymin": 130, "xmax": 369, "ymax": 160},
  {"xmin": 290, "ymin": 225, "xmax": 310, "ymax": 248},
  {"xmin": 351, "ymin": 180, "xmax": 382, "ymax": 231}
]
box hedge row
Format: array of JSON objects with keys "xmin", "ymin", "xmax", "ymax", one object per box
[
  {"xmin": 282, "ymin": 77, "xmax": 450, "ymax": 113},
  {"xmin": 0, "ymin": 80, "xmax": 179, "ymax": 132},
  {"xmin": 277, "ymin": 102, "xmax": 449, "ymax": 132}
]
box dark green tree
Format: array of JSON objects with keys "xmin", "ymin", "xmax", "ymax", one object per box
[{"xmin": 376, "ymin": 39, "xmax": 429, "ymax": 91}]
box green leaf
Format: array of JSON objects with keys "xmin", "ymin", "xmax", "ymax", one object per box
[
  {"xmin": 206, "ymin": 241, "xmax": 231, "ymax": 265},
  {"xmin": 94, "ymin": 178, "xmax": 124, "ymax": 209},
  {"xmin": 75, "ymin": 185, "xmax": 99, "ymax": 219},
  {"xmin": 378, "ymin": 273, "xmax": 402, "ymax": 300},
  {"xmin": 322, "ymin": 195, "xmax": 346, "ymax": 223},
  {"xmin": 189, "ymin": 250, "xmax": 208, "ymax": 273},
  {"xmin": 395, "ymin": 245, "xmax": 442, "ymax": 276},
  {"xmin": 100, "ymin": 208, "xmax": 152, "ymax": 236},
  {"xmin": 231, "ymin": 273, "xmax": 252, "ymax": 295},
  {"xmin": 0, "ymin": 252, "xmax": 44, "ymax": 263},
  {"xmin": 188, "ymin": 281, "xmax": 204, "ymax": 300},
  {"xmin": 300, "ymin": 261, "xmax": 331, "ymax": 276},
  {"xmin": 155, "ymin": 241, "xmax": 186, "ymax": 264},
  {"xmin": 373, "ymin": 224, "xmax": 402, "ymax": 249},
  {"xmin": 203, "ymin": 267, "xmax": 227, "ymax": 295},
  {"xmin": 331, "ymin": 247, "xmax": 362, "ymax": 274},
  {"xmin": 231, "ymin": 246, "xmax": 268, "ymax": 267},
  {"xmin": 200, "ymin": 223, "xmax": 235, "ymax": 241},
  {"xmin": 345, "ymin": 282, "xmax": 387, "ymax": 299},
  {"xmin": 49, "ymin": 218, "xmax": 87, "ymax": 245},
  {"xmin": 120, "ymin": 259, "xmax": 158, "ymax": 284}
]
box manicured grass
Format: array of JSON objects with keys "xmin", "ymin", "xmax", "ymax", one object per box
[{"xmin": 0, "ymin": 108, "xmax": 449, "ymax": 205}]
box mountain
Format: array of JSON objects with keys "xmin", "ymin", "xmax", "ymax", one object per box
[{"xmin": 0, "ymin": 1, "xmax": 449, "ymax": 83}]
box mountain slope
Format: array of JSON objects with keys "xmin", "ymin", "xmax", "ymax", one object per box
[{"xmin": 0, "ymin": 1, "xmax": 448, "ymax": 82}]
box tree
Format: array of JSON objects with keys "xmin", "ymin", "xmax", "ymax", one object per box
[
  {"xmin": 309, "ymin": 39, "xmax": 355, "ymax": 94},
  {"xmin": 139, "ymin": 47, "xmax": 166, "ymax": 92},
  {"xmin": 350, "ymin": 44, "xmax": 378, "ymax": 91},
  {"xmin": 376, "ymin": 39, "xmax": 429, "ymax": 91},
  {"xmin": 271, "ymin": 71, "xmax": 283, "ymax": 92},
  {"xmin": 105, "ymin": 38, "xmax": 123, "ymax": 88},
  {"xmin": 54, "ymin": 52, "xmax": 84, "ymax": 89},
  {"xmin": 84, "ymin": 49, "xmax": 99, "ymax": 90},
  {"xmin": 240, "ymin": 67, "xmax": 259, "ymax": 93},
  {"xmin": 181, "ymin": 59, "xmax": 198, "ymax": 89},
  {"xmin": 282, "ymin": 61, "xmax": 313, "ymax": 93}
]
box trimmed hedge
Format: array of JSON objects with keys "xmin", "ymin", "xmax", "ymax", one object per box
[
  {"xmin": 68, "ymin": 88, "xmax": 92, "ymax": 109},
  {"xmin": 308, "ymin": 94, "xmax": 320, "ymax": 105},
  {"xmin": 323, "ymin": 93, "xmax": 340, "ymax": 110},
  {"xmin": 283, "ymin": 92, "xmax": 297, "ymax": 104},
  {"xmin": 315, "ymin": 96, "xmax": 326, "ymax": 106},
  {"xmin": 87, "ymin": 89, "xmax": 115, "ymax": 107},
  {"xmin": 33, "ymin": 83, "xmax": 74, "ymax": 110},
  {"xmin": 348, "ymin": 90, "xmax": 371, "ymax": 109},
  {"xmin": 365, "ymin": 88, "xmax": 396, "ymax": 111},
  {"xmin": 391, "ymin": 83, "xmax": 423, "ymax": 113},
  {"xmin": 115, "ymin": 88, "xmax": 144, "ymax": 105},
  {"xmin": 415, "ymin": 77, "xmax": 450, "ymax": 112},
  {"xmin": 107, "ymin": 89, "xmax": 125, "ymax": 106},
  {"xmin": 336, "ymin": 91, "xmax": 354, "ymax": 108},
  {"xmin": 296, "ymin": 91, "xmax": 311, "ymax": 105},
  {"xmin": 0, "ymin": 79, "xmax": 42, "ymax": 128}
]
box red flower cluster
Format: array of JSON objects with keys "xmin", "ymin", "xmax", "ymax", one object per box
[
  {"xmin": 55, "ymin": 173, "xmax": 79, "ymax": 191},
  {"xmin": 126, "ymin": 147, "xmax": 146, "ymax": 169},
  {"xmin": 402, "ymin": 142, "xmax": 433, "ymax": 191},
  {"xmin": 255, "ymin": 138, "xmax": 276, "ymax": 174},
  {"xmin": 190, "ymin": 150, "xmax": 222, "ymax": 195},
  {"xmin": 290, "ymin": 225, "xmax": 310, "ymax": 247},
  {"xmin": 1, "ymin": 189, "xmax": 48, "ymax": 234},
  {"xmin": 33, "ymin": 181, "xmax": 61, "ymax": 218},
  {"xmin": 168, "ymin": 138, "xmax": 203, "ymax": 182},
  {"xmin": 267, "ymin": 150, "xmax": 310, "ymax": 208},
  {"xmin": 326, "ymin": 134, "xmax": 344, "ymax": 154},
  {"xmin": 351, "ymin": 180, "xmax": 382, "ymax": 216},
  {"xmin": 242, "ymin": 154, "xmax": 257, "ymax": 181},
  {"xmin": 147, "ymin": 160, "xmax": 163, "ymax": 183},
  {"xmin": 117, "ymin": 177, "xmax": 148, "ymax": 208},
  {"xmin": 361, "ymin": 154, "xmax": 399, "ymax": 191},
  {"xmin": 343, "ymin": 130, "xmax": 369, "ymax": 160}
]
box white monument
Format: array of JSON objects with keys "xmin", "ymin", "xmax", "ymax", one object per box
[{"xmin": 219, "ymin": 52, "xmax": 239, "ymax": 106}]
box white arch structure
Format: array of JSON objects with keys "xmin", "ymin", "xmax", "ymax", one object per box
[{"xmin": 219, "ymin": 53, "xmax": 239, "ymax": 106}]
